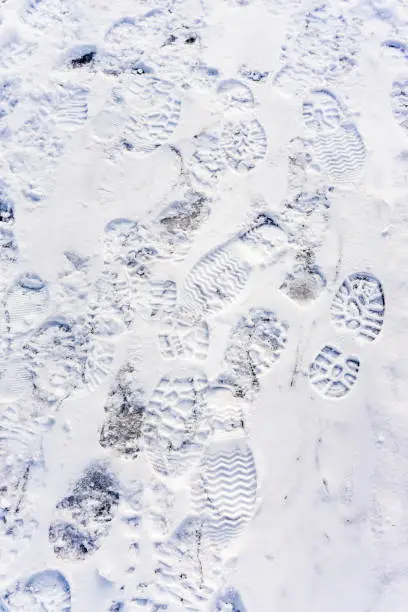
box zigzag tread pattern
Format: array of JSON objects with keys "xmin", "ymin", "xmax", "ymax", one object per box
[
  {"xmin": 182, "ymin": 247, "xmax": 251, "ymax": 317},
  {"xmin": 313, "ymin": 126, "xmax": 365, "ymax": 186},
  {"xmin": 191, "ymin": 442, "xmax": 257, "ymax": 546}
]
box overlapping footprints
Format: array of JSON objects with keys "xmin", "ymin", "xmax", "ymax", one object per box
[
  {"xmin": 180, "ymin": 213, "xmax": 289, "ymax": 319},
  {"xmin": 309, "ymin": 272, "xmax": 385, "ymax": 399},
  {"xmin": 0, "ymin": 569, "xmax": 71, "ymax": 611},
  {"xmin": 218, "ymin": 307, "xmax": 288, "ymax": 398},
  {"xmin": 0, "ymin": 401, "xmax": 46, "ymax": 573},
  {"xmin": 92, "ymin": 73, "xmax": 182, "ymax": 156},
  {"xmin": 142, "ymin": 370, "xmax": 210, "ymax": 478},
  {"xmin": 189, "ymin": 80, "xmax": 267, "ymax": 188},
  {"xmin": 274, "ymin": 4, "xmax": 362, "ymax": 90}
]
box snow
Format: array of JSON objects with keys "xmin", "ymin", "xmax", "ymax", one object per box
[{"xmin": 0, "ymin": 0, "xmax": 406, "ymax": 610}]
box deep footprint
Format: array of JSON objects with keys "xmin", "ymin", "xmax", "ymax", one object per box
[{"xmin": 49, "ymin": 462, "xmax": 120, "ymax": 560}]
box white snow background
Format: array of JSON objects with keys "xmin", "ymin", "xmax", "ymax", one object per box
[{"xmin": 0, "ymin": 0, "xmax": 406, "ymax": 609}]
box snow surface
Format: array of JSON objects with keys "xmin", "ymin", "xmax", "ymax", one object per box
[{"xmin": 0, "ymin": 0, "xmax": 406, "ymax": 609}]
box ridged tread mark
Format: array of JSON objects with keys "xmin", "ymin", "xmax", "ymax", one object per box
[
  {"xmin": 330, "ymin": 272, "xmax": 385, "ymax": 342},
  {"xmin": 143, "ymin": 372, "xmax": 209, "ymax": 478},
  {"xmin": 154, "ymin": 517, "xmax": 223, "ymax": 610},
  {"xmin": 309, "ymin": 345, "xmax": 360, "ymax": 399},
  {"xmin": 220, "ymin": 118, "xmax": 267, "ymax": 173},
  {"xmin": 181, "ymin": 247, "xmax": 252, "ymax": 318},
  {"xmin": 218, "ymin": 308, "xmax": 288, "ymax": 398},
  {"xmin": 191, "ymin": 440, "xmax": 257, "ymax": 548}
]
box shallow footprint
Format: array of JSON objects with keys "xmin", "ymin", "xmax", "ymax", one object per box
[
  {"xmin": 4, "ymin": 273, "xmax": 49, "ymax": 335},
  {"xmin": 142, "ymin": 370, "xmax": 209, "ymax": 478},
  {"xmin": 309, "ymin": 345, "xmax": 360, "ymax": 399},
  {"xmin": 302, "ymin": 89, "xmax": 365, "ymax": 188},
  {"xmin": 158, "ymin": 307, "xmax": 210, "ymax": 362},
  {"xmin": 220, "ymin": 118, "xmax": 267, "ymax": 173},
  {"xmin": 154, "ymin": 517, "xmax": 223, "ymax": 610},
  {"xmin": 390, "ymin": 78, "xmax": 408, "ymax": 131},
  {"xmin": 330, "ymin": 272, "xmax": 385, "ymax": 342},
  {"xmin": 212, "ymin": 587, "xmax": 247, "ymax": 611},
  {"xmin": 218, "ymin": 307, "xmax": 288, "ymax": 398},
  {"xmin": 0, "ymin": 569, "xmax": 71, "ymax": 611},
  {"xmin": 49, "ymin": 461, "xmax": 120, "ymax": 560}
]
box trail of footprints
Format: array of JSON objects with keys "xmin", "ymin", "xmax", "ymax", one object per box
[{"xmin": 0, "ymin": 0, "xmax": 389, "ymax": 609}]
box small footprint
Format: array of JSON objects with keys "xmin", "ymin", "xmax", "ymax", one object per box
[
  {"xmin": 330, "ymin": 272, "xmax": 385, "ymax": 342},
  {"xmin": 309, "ymin": 345, "xmax": 360, "ymax": 399}
]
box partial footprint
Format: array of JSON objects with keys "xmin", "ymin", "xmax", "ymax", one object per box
[
  {"xmin": 220, "ymin": 118, "xmax": 267, "ymax": 173},
  {"xmin": 21, "ymin": 0, "xmax": 84, "ymax": 34},
  {"xmin": 152, "ymin": 190, "xmax": 211, "ymax": 262},
  {"xmin": 309, "ymin": 345, "xmax": 360, "ymax": 399},
  {"xmin": 97, "ymin": 74, "xmax": 182, "ymax": 155},
  {"xmin": 49, "ymin": 462, "xmax": 120, "ymax": 560},
  {"xmin": 142, "ymin": 370, "xmax": 209, "ymax": 478},
  {"xmin": 331, "ymin": 272, "xmax": 385, "ymax": 342},
  {"xmin": 216, "ymin": 80, "xmax": 254, "ymax": 111},
  {"xmin": 390, "ymin": 78, "xmax": 408, "ymax": 131},
  {"xmin": 0, "ymin": 569, "xmax": 71, "ymax": 611},
  {"xmin": 280, "ymin": 258, "xmax": 326, "ymax": 306},
  {"xmin": 52, "ymin": 82, "xmax": 89, "ymax": 132},
  {"xmin": 190, "ymin": 118, "xmax": 267, "ymax": 186},
  {"xmin": 4, "ymin": 273, "xmax": 49, "ymax": 335},
  {"xmin": 180, "ymin": 214, "xmax": 289, "ymax": 319},
  {"xmin": 158, "ymin": 307, "xmax": 210, "ymax": 361},
  {"xmin": 0, "ymin": 181, "xmax": 15, "ymax": 225},
  {"xmin": 274, "ymin": 5, "xmax": 361, "ymax": 90},
  {"xmin": 154, "ymin": 517, "xmax": 223, "ymax": 610},
  {"xmin": 0, "ymin": 228, "xmax": 19, "ymax": 291},
  {"xmin": 0, "ymin": 402, "xmax": 45, "ymax": 573},
  {"xmin": 23, "ymin": 317, "xmax": 113, "ymax": 403},
  {"xmin": 99, "ymin": 357, "xmax": 146, "ymax": 459},
  {"xmin": 302, "ymin": 89, "xmax": 365, "ymax": 187},
  {"xmin": 0, "ymin": 28, "xmax": 38, "ymax": 71},
  {"xmin": 212, "ymin": 587, "xmax": 247, "ymax": 611},
  {"xmin": 100, "ymin": 217, "xmax": 159, "ymax": 327},
  {"xmin": 191, "ymin": 434, "xmax": 258, "ymax": 550},
  {"xmin": 280, "ymin": 189, "xmax": 331, "ymax": 250},
  {"xmin": 144, "ymin": 478, "xmax": 177, "ymax": 541},
  {"xmin": 218, "ymin": 308, "xmax": 288, "ymax": 398}
]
